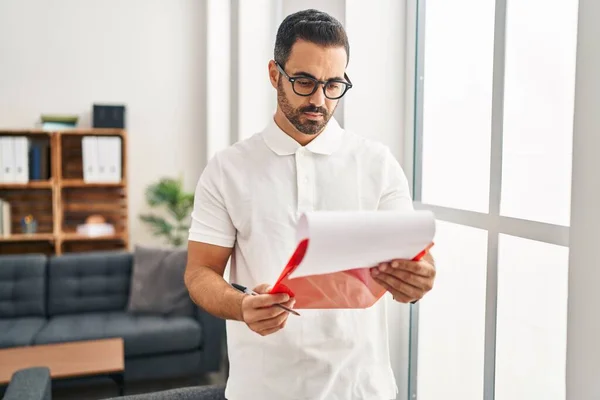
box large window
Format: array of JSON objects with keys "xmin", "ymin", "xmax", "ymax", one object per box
[{"xmin": 409, "ymin": 0, "xmax": 577, "ymax": 399}]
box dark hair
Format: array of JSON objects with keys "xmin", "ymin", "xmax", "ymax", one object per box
[{"xmin": 274, "ymin": 9, "xmax": 349, "ymax": 67}]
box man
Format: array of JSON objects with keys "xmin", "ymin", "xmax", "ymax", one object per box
[{"xmin": 185, "ymin": 9, "xmax": 435, "ymax": 400}]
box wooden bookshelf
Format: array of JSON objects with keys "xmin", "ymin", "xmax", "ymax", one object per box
[
  {"xmin": 0, "ymin": 129, "xmax": 129, "ymax": 255},
  {"xmin": 61, "ymin": 179, "xmax": 124, "ymax": 188}
]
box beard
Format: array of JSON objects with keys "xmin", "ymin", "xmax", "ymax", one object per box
[{"xmin": 277, "ymin": 78, "xmax": 335, "ymax": 135}]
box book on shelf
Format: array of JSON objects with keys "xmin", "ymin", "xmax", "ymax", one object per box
[
  {"xmin": 41, "ymin": 121, "xmax": 77, "ymax": 131},
  {"xmin": 29, "ymin": 138, "xmax": 51, "ymax": 181},
  {"xmin": 0, "ymin": 199, "xmax": 11, "ymax": 236},
  {"xmin": 40, "ymin": 114, "xmax": 78, "ymax": 131},
  {"xmin": 0, "ymin": 136, "xmax": 51, "ymax": 183}
]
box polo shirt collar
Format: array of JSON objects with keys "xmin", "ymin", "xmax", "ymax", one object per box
[{"xmin": 262, "ymin": 116, "xmax": 344, "ymax": 156}]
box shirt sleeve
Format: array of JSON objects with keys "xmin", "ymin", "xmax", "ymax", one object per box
[
  {"xmin": 378, "ymin": 147, "xmax": 415, "ymax": 211},
  {"xmin": 188, "ymin": 154, "xmax": 236, "ymax": 247}
]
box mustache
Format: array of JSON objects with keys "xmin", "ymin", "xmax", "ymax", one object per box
[{"xmin": 299, "ymin": 105, "xmax": 328, "ymax": 115}]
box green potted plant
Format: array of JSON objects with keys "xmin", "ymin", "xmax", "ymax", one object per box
[{"xmin": 139, "ymin": 176, "xmax": 194, "ymax": 247}]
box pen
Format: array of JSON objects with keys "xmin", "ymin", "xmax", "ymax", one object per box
[{"xmin": 231, "ymin": 283, "xmax": 301, "ymax": 316}]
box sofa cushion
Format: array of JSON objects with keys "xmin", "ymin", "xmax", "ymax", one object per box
[
  {"xmin": 107, "ymin": 385, "xmax": 226, "ymax": 400},
  {"xmin": 0, "ymin": 317, "xmax": 47, "ymax": 348},
  {"xmin": 0, "ymin": 254, "xmax": 46, "ymax": 318},
  {"xmin": 48, "ymin": 251, "xmax": 132, "ymax": 316},
  {"xmin": 33, "ymin": 312, "xmax": 202, "ymax": 357},
  {"xmin": 127, "ymin": 245, "xmax": 193, "ymax": 317}
]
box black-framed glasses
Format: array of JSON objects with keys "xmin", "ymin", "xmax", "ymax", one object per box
[{"xmin": 275, "ymin": 61, "xmax": 353, "ymax": 100}]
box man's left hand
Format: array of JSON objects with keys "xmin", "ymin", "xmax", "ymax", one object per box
[{"xmin": 370, "ymin": 257, "xmax": 436, "ymax": 303}]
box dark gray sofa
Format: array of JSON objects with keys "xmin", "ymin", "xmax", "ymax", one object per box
[
  {"xmin": 1, "ymin": 367, "xmax": 225, "ymax": 400},
  {"xmin": 0, "ymin": 251, "xmax": 225, "ymax": 384}
]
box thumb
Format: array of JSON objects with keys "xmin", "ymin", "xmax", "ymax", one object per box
[
  {"xmin": 251, "ymin": 284, "xmax": 290, "ymax": 307},
  {"xmin": 253, "ymin": 283, "xmax": 272, "ymax": 295}
]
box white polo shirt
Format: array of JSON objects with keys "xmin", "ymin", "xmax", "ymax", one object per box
[{"xmin": 189, "ymin": 117, "xmax": 413, "ymax": 400}]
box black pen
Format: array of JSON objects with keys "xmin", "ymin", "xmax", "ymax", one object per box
[{"xmin": 231, "ymin": 283, "xmax": 301, "ymax": 316}]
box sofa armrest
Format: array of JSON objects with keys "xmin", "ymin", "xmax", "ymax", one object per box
[
  {"xmin": 195, "ymin": 306, "xmax": 226, "ymax": 373},
  {"xmin": 105, "ymin": 385, "xmax": 226, "ymax": 400},
  {"xmin": 2, "ymin": 367, "xmax": 51, "ymax": 400}
]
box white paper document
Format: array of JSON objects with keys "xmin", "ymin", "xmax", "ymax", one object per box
[{"xmin": 289, "ymin": 210, "xmax": 436, "ymax": 279}]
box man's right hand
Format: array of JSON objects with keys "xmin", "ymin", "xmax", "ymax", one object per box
[{"xmin": 241, "ymin": 284, "xmax": 295, "ymax": 336}]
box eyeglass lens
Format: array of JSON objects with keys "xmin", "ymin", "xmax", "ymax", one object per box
[{"xmin": 293, "ymin": 77, "xmax": 347, "ymax": 99}]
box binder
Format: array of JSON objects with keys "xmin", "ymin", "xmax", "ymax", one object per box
[
  {"xmin": 94, "ymin": 137, "xmax": 122, "ymax": 183},
  {"xmin": 106, "ymin": 136, "xmax": 122, "ymax": 182},
  {"xmin": 96, "ymin": 137, "xmax": 109, "ymax": 182},
  {"xmin": 29, "ymin": 142, "xmax": 41, "ymax": 180},
  {"xmin": 82, "ymin": 136, "xmax": 99, "ymax": 183},
  {"xmin": 13, "ymin": 136, "xmax": 29, "ymax": 183},
  {"xmin": 1, "ymin": 137, "xmax": 15, "ymax": 183},
  {"xmin": 0, "ymin": 138, "xmax": 3, "ymax": 183}
]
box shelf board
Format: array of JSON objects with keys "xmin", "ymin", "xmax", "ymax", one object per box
[
  {"xmin": 0, "ymin": 130, "xmax": 51, "ymax": 136},
  {"xmin": 61, "ymin": 179, "xmax": 125, "ymax": 188},
  {"xmin": 0, "ymin": 233, "xmax": 55, "ymax": 243},
  {"xmin": 58, "ymin": 128, "xmax": 125, "ymax": 136},
  {"xmin": 0, "ymin": 129, "xmax": 124, "ymax": 136},
  {"xmin": 0, "ymin": 180, "xmax": 53, "ymax": 189},
  {"xmin": 60, "ymin": 233, "xmax": 126, "ymax": 242}
]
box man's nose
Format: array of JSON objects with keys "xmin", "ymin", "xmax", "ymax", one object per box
[{"xmin": 309, "ymin": 85, "xmax": 326, "ymax": 107}]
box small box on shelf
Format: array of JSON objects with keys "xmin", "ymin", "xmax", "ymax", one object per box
[{"xmin": 76, "ymin": 214, "xmax": 116, "ymax": 238}]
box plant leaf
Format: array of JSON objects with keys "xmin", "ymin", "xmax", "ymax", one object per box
[
  {"xmin": 145, "ymin": 178, "xmax": 182, "ymax": 208},
  {"xmin": 139, "ymin": 214, "xmax": 174, "ymax": 237},
  {"xmin": 140, "ymin": 176, "xmax": 195, "ymax": 247}
]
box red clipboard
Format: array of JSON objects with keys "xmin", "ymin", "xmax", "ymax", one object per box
[{"xmin": 269, "ymin": 240, "xmax": 434, "ymax": 309}]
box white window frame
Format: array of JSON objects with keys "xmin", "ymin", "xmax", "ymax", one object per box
[{"xmin": 403, "ymin": 1, "xmax": 571, "ymax": 399}]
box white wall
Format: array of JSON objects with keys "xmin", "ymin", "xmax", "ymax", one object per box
[
  {"xmin": 206, "ymin": 0, "xmax": 232, "ymax": 158},
  {"xmin": 282, "ymin": 0, "xmax": 345, "ymax": 20},
  {"xmin": 345, "ymin": 3, "xmax": 411, "ymax": 399},
  {"xmin": 0, "ymin": 0, "xmax": 206, "ymax": 248},
  {"xmin": 236, "ymin": 0, "xmax": 280, "ymax": 141},
  {"xmin": 345, "ymin": 0, "xmax": 407, "ymax": 164},
  {"xmin": 567, "ymin": 0, "xmax": 600, "ymax": 398}
]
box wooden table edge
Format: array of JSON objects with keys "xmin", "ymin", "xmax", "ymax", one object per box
[{"xmin": 0, "ymin": 338, "xmax": 125, "ymax": 385}]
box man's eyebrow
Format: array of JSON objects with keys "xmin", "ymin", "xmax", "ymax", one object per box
[{"xmin": 292, "ymin": 70, "xmax": 345, "ymax": 81}]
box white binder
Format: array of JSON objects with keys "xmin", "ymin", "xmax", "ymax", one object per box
[
  {"xmin": 82, "ymin": 136, "xmax": 99, "ymax": 183},
  {"xmin": 0, "ymin": 138, "xmax": 3, "ymax": 183},
  {"xmin": 96, "ymin": 137, "xmax": 109, "ymax": 182},
  {"xmin": 107, "ymin": 137, "xmax": 122, "ymax": 182},
  {"xmin": 1, "ymin": 137, "xmax": 15, "ymax": 183},
  {"xmin": 96, "ymin": 137, "xmax": 122, "ymax": 183},
  {"xmin": 13, "ymin": 136, "xmax": 29, "ymax": 183}
]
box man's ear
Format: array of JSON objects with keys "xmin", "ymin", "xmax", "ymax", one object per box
[{"xmin": 268, "ymin": 60, "xmax": 279, "ymax": 89}]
